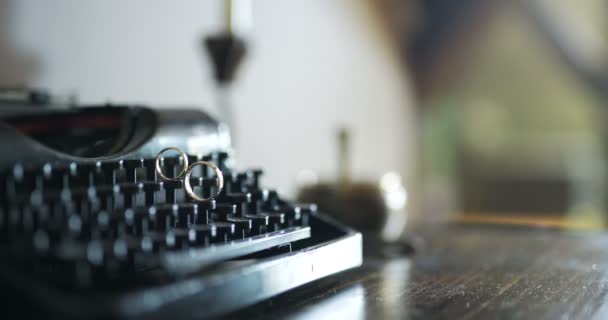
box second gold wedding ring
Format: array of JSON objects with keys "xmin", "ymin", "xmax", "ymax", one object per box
[{"xmin": 184, "ymin": 161, "xmax": 224, "ymax": 202}]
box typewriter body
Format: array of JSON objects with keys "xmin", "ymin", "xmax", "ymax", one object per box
[{"xmin": 0, "ymin": 95, "xmax": 362, "ymax": 319}]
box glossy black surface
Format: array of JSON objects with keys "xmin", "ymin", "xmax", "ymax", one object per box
[{"xmin": 0, "ymin": 105, "xmax": 228, "ymax": 167}]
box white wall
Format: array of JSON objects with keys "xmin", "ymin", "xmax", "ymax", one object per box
[{"xmin": 2, "ymin": 0, "xmax": 415, "ymax": 196}]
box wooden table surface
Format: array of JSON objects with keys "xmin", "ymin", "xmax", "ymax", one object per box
[{"xmin": 228, "ymin": 223, "xmax": 608, "ymax": 319}]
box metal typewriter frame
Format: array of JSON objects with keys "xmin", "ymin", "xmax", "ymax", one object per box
[{"xmin": 1, "ymin": 213, "xmax": 362, "ymax": 319}]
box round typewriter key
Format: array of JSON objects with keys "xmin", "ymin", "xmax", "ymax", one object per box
[
  {"xmin": 155, "ymin": 147, "xmax": 189, "ymax": 181},
  {"xmin": 184, "ymin": 161, "xmax": 224, "ymax": 202}
]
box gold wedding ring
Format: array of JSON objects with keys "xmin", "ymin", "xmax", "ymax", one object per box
[
  {"xmin": 184, "ymin": 161, "xmax": 224, "ymax": 202},
  {"xmin": 155, "ymin": 147, "xmax": 189, "ymax": 181}
]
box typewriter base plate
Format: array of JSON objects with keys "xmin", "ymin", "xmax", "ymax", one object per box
[{"xmin": 1, "ymin": 213, "xmax": 362, "ymax": 319}]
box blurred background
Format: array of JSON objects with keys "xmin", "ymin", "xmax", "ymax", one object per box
[
  {"xmin": 1, "ymin": 0, "xmax": 607, "ymax": 238},
  {"xmin": 415, "ymin": 0, "xmax": 608, "ymax": 231}
]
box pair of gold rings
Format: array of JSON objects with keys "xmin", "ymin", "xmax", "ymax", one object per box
[{"xmin": 155, "ymin": 147, "xmax": 224, "ymax": 202}]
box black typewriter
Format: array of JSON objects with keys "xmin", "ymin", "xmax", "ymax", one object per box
[{"xmin": 0, "ymin": 92, "xmax": 362, "ymax": 319}]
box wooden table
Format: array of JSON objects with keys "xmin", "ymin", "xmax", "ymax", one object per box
[{"xmin": 228, "ymin": 223, "xmax": 608, "ymax": 319}]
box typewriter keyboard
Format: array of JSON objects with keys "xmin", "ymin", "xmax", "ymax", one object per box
[{"xmin": 0, "ymin": 152, "xmax": 315, "ymax": 290}]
